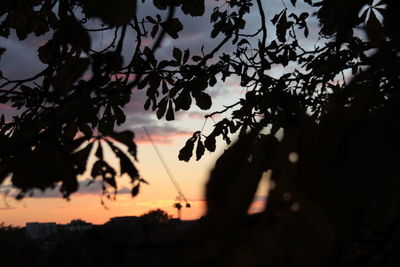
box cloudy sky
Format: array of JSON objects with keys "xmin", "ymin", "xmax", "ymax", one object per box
[{"xmin": 0, "ymin": 0, "xmax": 319, "ymax": 226}]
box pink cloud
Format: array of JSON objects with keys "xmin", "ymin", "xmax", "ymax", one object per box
[
  {"xmin": 0, "ymin": 103, "xmax": 12, "ymax": 110},
  {"xmin": 136, "ymin": 131, "xmax": 192, "ymax": 145}
]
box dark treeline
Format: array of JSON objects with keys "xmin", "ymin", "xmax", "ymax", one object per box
[{"xmin": 1, "ymin": 210, "xmax": 194, "ymax": 267}]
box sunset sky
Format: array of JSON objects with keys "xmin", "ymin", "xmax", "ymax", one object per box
[
  {"xmin": 0, "ymin": 0, "xmax": 315, "ymax": 226},
  {"xmin": 0, "ymin": 93, "xmax": 270, "ymax": 226}
]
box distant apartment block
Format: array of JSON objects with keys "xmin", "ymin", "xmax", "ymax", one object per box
[
  {"xmin": 65, "ymin": 219, "xmax": 93, "ymax": 232},
  {"xmin": 26, "ymin": 222, "xmax": 58, "ymax": 240},
  {"xmin": 107, "ymin": 216, "xmax": 139, "ymax": 226},
  {"xmin": 25, "ymin": 219, "xmax": 93, "ymax": 240}
]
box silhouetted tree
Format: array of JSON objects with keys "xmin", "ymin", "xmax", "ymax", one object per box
[
  {"xmin": 0, "ymin": 223, "xmax": 40, "ymax": 267},
  {"xmin": 141, "ymin": 209, "xmax": 171, "ymax": 225},
  {"xmin": 1, "ymin": 0, "xmax": 400, "ymax": 265}
]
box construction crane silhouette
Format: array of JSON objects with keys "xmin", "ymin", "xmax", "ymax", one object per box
[{"xmin": 143, "ymin": 127, "xmax": 191, "ymax": 220}]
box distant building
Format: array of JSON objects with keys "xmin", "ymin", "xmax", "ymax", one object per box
[
  {"xmin": 26, "ymin": 222, "xmax": 57, "ymax": 240},
  {"xmin": 107, "ymin": 216, "xmax": 139, "ymax": 226},
  {"xmin": 168, "ymin": 219, "xmax": 198, "ymax": 229},
  {"xmin": 65, "ymin": 219, "xmax": 93, "ymax": 232}
]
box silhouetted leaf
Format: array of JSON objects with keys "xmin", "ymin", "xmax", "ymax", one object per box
[
  {"xmin": 38, "ymin": 39, "xmax": 58, "ymax": 64},
  {"xmin": 209, "ymin": 75, "xmax": 217, "ymax": 87},
  {"xmin": 183, "ymin": 49, "xmax": 190, "ymax": 64},
  {"xmin": 63, "ymin": 122, "xmax": 78, "ymax": 140},
  {"xmin": 166, "ymin": 99, "xmax": 175, "ymax": 121},
  {"xmin": 192, "ymin": 55, "xmax": 202, "ymax": 62},
  {"xmin": 151, "ymin": 24, "xmax": 159, "ymax": 38},
  {"xmin": 160, "ymin": 18, "xmax": 183, "ymax": 39},
  {"xmin": 276, "ymin": 10, "xmax": 290, "ymax": 42},
  {"xmin": 205, "ymin": 134, "xmax": 216, "ymax": 152},
  {"xmin": 95, "ymin": 142, "xmax": 104, "ymax": 159},
  {"xmin": 131, "ymin": 183, "xmax": 140, "ymax": 197},
  {"xmin": 175, "ymin": 89, "xmax": 192, "ymax": 110},
  {"xmin": 110, "ymin": 131, "xmax": 137, "ymax": 160},
  {"xmin": 196, "ymin": 139, "xmax": 205, "ymax": 160},
  {"xmin": 271, "ymin": 9, "xmax": 285, "ymax": 25},
  {"xmin": 105, "ymin": 140, "xmax": 139, "ymax": 190},
  {"xmin": 153, "ymin": 0, "xmax": 168, "ymax": 10},
  {"xmin": 173, "ymin": 47, "xmax": 182, "ymax": 63},
  {"xmin": 181, "ymin": 0, "xmax": 205, "ymax": 17},
  {"xmin": 81, "ymin": 0, "xmax": 137, "ymax": 26},
  {"xmin": 366, "ymin": 10, "xmax": 384, "ymax": 47},
  {"xmin": 54, "ymin": 16, "xmax": 91, "ymax": 51},
  {"xmin": 0, "ymin": 47, "xmax": 5, "ymax": 60},
  {"xmin": 52, "ymin": 58, "xmax": 89, "ymax": 96},
  {"xmin": 91, "ymin": 160, "xmax": 116, "ymax": 181},
  {"xmin": 156, "ymin": 97, "xmax": 168, "ymax": 119},
  {"xmin": 79, "ymin": 124, "xmax": 93, "ymax": 139},
  {"xmin": 0, "ymin": 162, "xmax": 10, "ymax": 185},
  {"xmin": 178, "ymin": 138, "xmax": 195, "ymax": 162},
  {"xmin": 73, "ymin": 142, "xmax": 94, "ymax": 175},
  {"xmin": 195, "ymin": 92, "xmax": 212, "ymax": 110},
  {"xmin": 11, "ymin": 141, "xmax": 77, "ymax": 198},
  {"xmin": 144, "ymin": 98, "xmax": 151, "ymax": 110}
]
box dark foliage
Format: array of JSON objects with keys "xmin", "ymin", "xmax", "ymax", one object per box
[
  {"xmin": 0, "ymin": 224, "xmax": 40, "ymax": 267},
  {"xmin": 1, "ymin": 0, "xmax": 400, "ymax": 265}
]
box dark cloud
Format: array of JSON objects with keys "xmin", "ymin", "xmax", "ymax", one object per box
[
  {"xmin": 0, "ymin": 1, "xmax": 320, "ymax": 147},
  {"xmin": 1, "ymin": 179, "xmax": 133, "ymax": 199}
]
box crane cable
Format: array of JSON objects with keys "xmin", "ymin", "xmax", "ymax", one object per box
[{"xmin": 142, "ymin": 127, "xmax": 189, "ymax": 204}]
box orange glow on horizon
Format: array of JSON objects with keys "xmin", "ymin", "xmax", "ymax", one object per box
[{"xmin": 0, "ymin": 193, "xmax": 206, "ymax": 226}]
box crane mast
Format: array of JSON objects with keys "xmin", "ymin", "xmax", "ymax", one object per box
[{"xmin": 143, "ymin": 127, "xmax": 191, "ymax": 220}]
